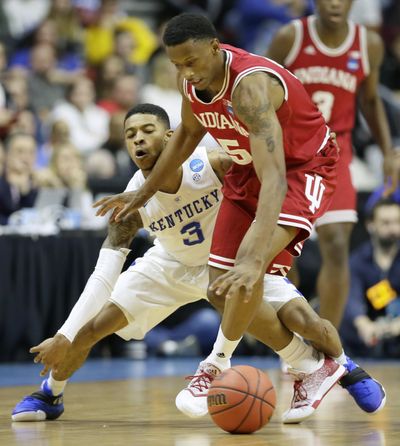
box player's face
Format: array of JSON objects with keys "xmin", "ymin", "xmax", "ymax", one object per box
[
  {"xmin": 166, "ymin": 38, "xmax": 221, "ymax": 91},
  {"xmin": 316, "ymin": 0, "xmax": 353, "ymax": 29},
  {"xmin": 124, "ymin": 114, "xmax": 169, "ymax": 172}
]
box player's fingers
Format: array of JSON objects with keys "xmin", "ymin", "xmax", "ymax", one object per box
[
  {"xmin": 40, "ymin": 365, "xmax": 50, "ymax": 377},
  {"xmin": 29, "ymin": 345, "xmax": 41, "ymax": 353},
  {"xmin": 109, "ymin": 207, "xmax": 120, "ymax": 222},
  {"xmin": 33, "ymin": 353, "xmax": 42, "ymax": 364},
  {"xmin": 115, "ymin": 203, "xmax": 137, "ymax": 222},
  {"xmin": 95, "ymin": 201, "xmax": 116, "ymax": 217},
  {"xmin": 92, "ymin": 195, "xmax": 114, "ymax": 208},
  {"xmin": 209, "ymin": 272, "xmax": 231, "ymax": 291},
  {"xmin": 243, "ymin": 284, "xmax": 254, "ymax": 303}
]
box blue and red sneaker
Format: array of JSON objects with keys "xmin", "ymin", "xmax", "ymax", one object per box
[
  {"xmin": 340, "ymin": 356, "xmax": 386, "ymax": 413},
  {"xmin": 12, "ymin": 380, "xmax": 64, "ymax": 422}
]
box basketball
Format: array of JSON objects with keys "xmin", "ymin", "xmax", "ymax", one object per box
[{"xmin": 207, "ymin": 365, "xmax": 276, "ymax": 434}]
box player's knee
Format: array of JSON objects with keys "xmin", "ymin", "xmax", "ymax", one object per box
[
  {"xmin": 281, "ymin": 303, "xmax": 324, "ymax": 342},
  {"xmin": 318, "ymin": 227, "xmax": 351, "ymax": 266},
  {"xmin": 207, "ymin": 287, "xmax": 225, "ymax": 312}
]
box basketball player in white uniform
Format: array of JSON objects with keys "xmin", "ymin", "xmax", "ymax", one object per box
[{"xmin": 12, "ymin": 104, "xmax": 382, "ymax": 424}]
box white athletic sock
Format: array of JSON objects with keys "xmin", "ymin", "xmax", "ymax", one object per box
[
  {"xmin": 206, "ymin": 326, "xmax": 242, "ymax": 368},
  {"xmin": 333, "ymin": 350, "xmax": 347, "ymax": 366},
  {"xmin": 46, "ymin": 372, "xmax": 67, "ymax": 396},
  {"xmin": 58, "ymin": 248, "xmax": 130, "ymax": 342},
  {"xmin": 276, "ymin": 334, "xmax": 324, "ymax": 374}
]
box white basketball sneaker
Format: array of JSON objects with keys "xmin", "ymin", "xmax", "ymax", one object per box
[
  {"xmin": 175, "ymin": 360, "xmax": 230, "ymax": 418},
  {"xmin": 282, "ymin": 355, "xmax": 346, "ymax": 424}
]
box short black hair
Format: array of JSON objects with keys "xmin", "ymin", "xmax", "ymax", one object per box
[
  {"xmin": 124, "ymin": 103, "xmax": 171, "ymax": 128},
  {"xmin": 163, "ymin": 13, "xmax": 217, "ymax": 47},
  {"xmin": 367, "ymin": 196, "xmax": 400, "ymax": 221}
]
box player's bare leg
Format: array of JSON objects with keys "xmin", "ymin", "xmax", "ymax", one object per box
[
  {"xmin": 276, "ymin": 299, "xmax": 342, "ymax": 358},
  {"xmin": 176, "ymin": 226, "xmax": 345, "ymax": 420},
  {"xmin": 316, "ymin": 222, "xmax": 354, "ymax": 328},
  {"xmin": 52, "ymin": 302, "xmax": 129, "ymax": 381}
]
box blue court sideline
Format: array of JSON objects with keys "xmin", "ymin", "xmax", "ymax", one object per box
[{"xmin": 0, "ymin": 357, "xmax": 281, "ymax": 387}]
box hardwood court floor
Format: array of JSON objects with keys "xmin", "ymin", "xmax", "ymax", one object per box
[{"xmin": 0, "ymin": 361, "xmax": 398, "ymax": 446}]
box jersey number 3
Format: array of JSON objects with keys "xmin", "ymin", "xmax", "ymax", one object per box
[{"xmin": 181, "ymin": 221, "xmax": 205, "ymax": 246}]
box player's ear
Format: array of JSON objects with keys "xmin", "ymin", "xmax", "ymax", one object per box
[
  {"xmin": 164, "ymin": 129, "xmax": 173, "ymax": 144},
  {"xmin": 211, "ymin": 39, "xmax": 220, "ymax": 55}
]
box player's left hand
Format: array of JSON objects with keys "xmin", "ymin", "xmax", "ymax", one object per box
[
  {"xmin": 30, "ymin": 334, "xmax": 72, "ymax": 377},
  {"xmin": 382, "ymin": 150, "xmax": 400, "ymax": 197},
  {"xmin": 209, "ymin": 265, "xmax": 261, "ymax": 303}
]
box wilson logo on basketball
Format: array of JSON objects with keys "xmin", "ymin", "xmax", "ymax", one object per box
[{"xmin": 207, "ymin": 393, "xmax": 227, "ymax": 407}]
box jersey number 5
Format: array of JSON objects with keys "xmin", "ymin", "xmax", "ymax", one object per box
[{"xmin": 216, "ymin": 138, "xmax": 252, "ymax": 165}]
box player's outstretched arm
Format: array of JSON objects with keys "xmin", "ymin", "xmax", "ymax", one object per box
[
  {"xmin": 210, "ymin": 73, "xmax": 289, "ymax": 302},
  {"xmin": 94, "ymin": 93, "xmax": 206, "ymax": 221},
  {"xmin": 358, "ymin": 30, "xmax": 398, "ymax": 195},
  {"xmin": 30, "ymin": 213, "xmax": 143, "ymax": 376}
]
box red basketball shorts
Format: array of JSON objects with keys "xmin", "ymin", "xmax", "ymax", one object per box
[
  {"xmin": 209, "ymin": 137, "xmax": 339, "ymax": 272},
  {"xmin": 315, "ymin": 132, "xmax": 358, "ymax": 226}
]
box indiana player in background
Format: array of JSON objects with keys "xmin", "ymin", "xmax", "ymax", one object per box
[
  {"xmin": 94, "ymin": 14, "xmax": 385, "ymax": 421},
  {"xmin": 14, "ymin": 104, "xmax": 383, "ymax": 424},
  {"xmin": 267, "ymin": 0, "xmax": 399, "ymax": 329}
]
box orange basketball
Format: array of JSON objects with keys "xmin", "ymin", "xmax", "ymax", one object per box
[{"xmin": 207, "ymin": 365, "xmax": 276, "ymax": 434}]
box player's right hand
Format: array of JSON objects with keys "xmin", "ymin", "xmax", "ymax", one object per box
[
  {"xmin": 93, "ymin": 191, "xmax": 148, "ymax": 222},
  {"xmin": 30, "ymin": 334, "xmax": 72, "ymax": 377}
]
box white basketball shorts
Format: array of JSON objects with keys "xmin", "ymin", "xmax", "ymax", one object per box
[{"xmin": 110, "ymin": 244, "xmax": 306, "ymax": 341}]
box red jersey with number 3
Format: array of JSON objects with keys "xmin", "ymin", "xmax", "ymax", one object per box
[
  {"xmin": 183, "ymin": 44, "xmax": 331, "ymax": 206},
  {"xmin": 284, "ymin": 15, "xmax": 369, "ymax": 135}
]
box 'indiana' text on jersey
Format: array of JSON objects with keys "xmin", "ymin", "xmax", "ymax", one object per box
[{"xmin": 147, "ymin": 189, "xmax": 220, "ymax": 233}]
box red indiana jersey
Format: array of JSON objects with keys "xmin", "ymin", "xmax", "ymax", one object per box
[
  {"xmin": 183, "ymin": 43, "xmax": 330, "ymax": 206},
  {"xmin": 284, "ymin": 15, "xmax": 369, "ymax": 135}
]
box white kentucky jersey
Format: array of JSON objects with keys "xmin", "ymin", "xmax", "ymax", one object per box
[{"xmin": 125, "ymin": 147, "xmax": 222, "ymax": 266}]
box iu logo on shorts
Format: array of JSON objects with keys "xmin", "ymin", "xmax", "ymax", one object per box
[{"xmin": 305, "ymin": 174, "xmax": 325, "ymax": 213}]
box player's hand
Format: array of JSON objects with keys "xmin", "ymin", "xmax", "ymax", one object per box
[
  {"xmin": 30, "ymin": 334, "xmax": 72, "ymax": 377},
  {"xmin": 355, "ymin": 320, "xmax": 379, "ymax": 347},
  {"xmin": 209, "ymin": 265, "xmax": 261, "ymax": 303},
  {"xmin": 93, "ymin": 191, "xmax": 147, "ymax": 222},
  {"xmin": 382, "ymin": 150, "xmax": 400, "ymax": 197}
]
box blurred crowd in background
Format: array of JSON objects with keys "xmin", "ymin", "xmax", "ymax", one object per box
[{"xmin": 1, "ymin": 0, "xmax": 400, "ymax": 360}]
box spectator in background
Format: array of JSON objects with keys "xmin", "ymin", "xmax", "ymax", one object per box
[
  {"xmin": 0, "ymin": 141, "xmax": 5, "ymax": 177},
  {"xmin": 226, "ymin": 0, "xmax": 312, "ymax": 53},
  {"xmin": 27, "ymin": 43, "xmax": 67, "ymax": 122},
  {"xmin": 83, "ymin": 0, "xmax": 157, "ymax": 70},
  {"xmin": 97, "ymin": 74, "xmax": 140, "ymax": 116},
  {"xmin": 349, "ymin": 0, "xmax": 382, "ymax": 32},
  {"xmin": 341, "ymin": 198, "xmax": 400, "ymax": 358},
  {"xmin": 0, "ymin": 133, "xmax": 38, "ymax": 224},
  {"xmin": 95, "ymin": 54, "xmax": 125, "ymax": 101},
  {"xmin": 37, "ymin": 119, "xmax": 71, "ymax": 168},
  {"xmin": 35, "ymin": 143, "xmax": 87, "ymax": 190},
  {"xmin": 142, "ymin": 53, "xmax": 182, "ymax": 130},
  {"xmin": 47, "ymin": 0, "xmax": 84, "ymax": 55},
  {"xmin": 9, "ymin": 18, "xmax": 83, "ymax": 75},
  {"xmin": 52, "ymin": 76, "xmax": 109, "ymax": 156},
  {"xmin": 0, "ymin": 0, "xmax": 50, "ymax": 49}
]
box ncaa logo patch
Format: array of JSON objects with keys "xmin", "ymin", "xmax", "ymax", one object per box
[
  {"xmin": 223, "ymin": 99, "xmax": 234, "ymax": 116},
  {"xmin": 190, "ymin": 159, "xmax": 204, "ymax": 172},
  {"xmin": 347, "ymin": 57, "xmax": 359, "ymax": 71}
]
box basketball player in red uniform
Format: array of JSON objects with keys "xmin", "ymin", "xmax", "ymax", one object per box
[
  {"xmin": 94, "ymin": 13, "xmax": 385, "ymax": 421},
  {"xmin": 267, "ymin": 0, "xmax": 398, "ymax": 328}
]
